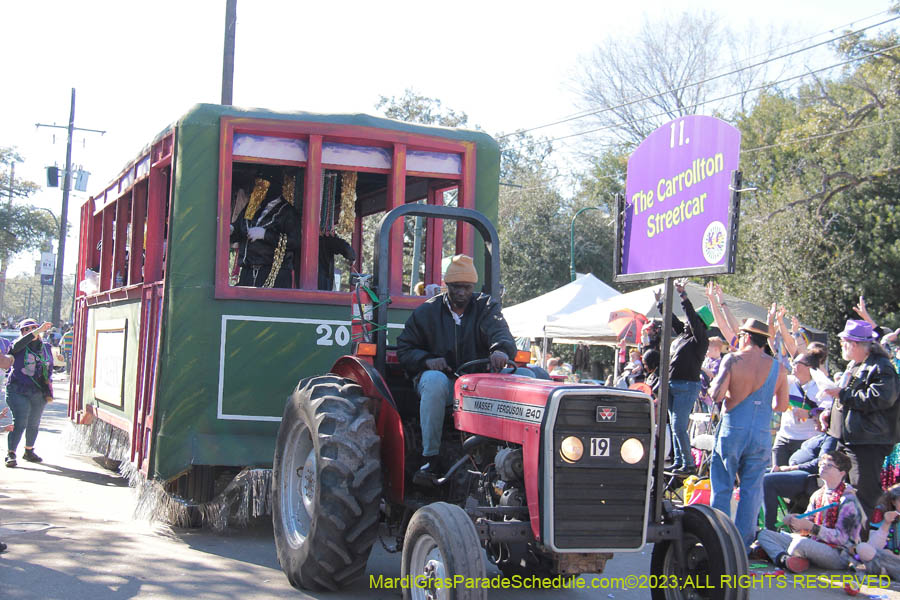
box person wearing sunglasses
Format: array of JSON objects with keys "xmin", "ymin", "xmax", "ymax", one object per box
[{"xmin": 5, "ymin": 318, "xmax": 54, "ymax": 468}]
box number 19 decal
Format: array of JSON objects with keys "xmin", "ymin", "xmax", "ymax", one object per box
[{"xmin": 590, "ymin": 437, "xmax": 610, "ymax": 457}]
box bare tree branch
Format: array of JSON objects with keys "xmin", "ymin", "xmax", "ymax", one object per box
[
  {"xmin": 808, "ymin": 71, "xmax": 850, "ymax": 120},
  {"xmin": 756, "ymin": 165, "xmax": 900, "ymax": 221}
]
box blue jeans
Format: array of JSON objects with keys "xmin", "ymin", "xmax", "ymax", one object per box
[
  {"xmin": 417, "ymin": 371, "xmax": 455, "ymax": 457},
  {"xmin": 762, "ymin": 470, "xmax": 816, "ymax": 530},
  {"xmin": 668, "ymin": 380, "xmax": 701, "ymax": 468},
  {"xmin": 7, "ymin": 384, "xmax": 47, "ymax": 453},
  {"xmin": 417, "ymin": 367, "xmax": 535, "ymax": 456}
]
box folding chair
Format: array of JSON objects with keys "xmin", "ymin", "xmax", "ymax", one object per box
[
  {"xmin": 662, "ymin": 470, "xmax": 690, "ymax": 504},
  {"xmin": 689, "ymin": 410, "xmax": 718, "ymax": 477}
]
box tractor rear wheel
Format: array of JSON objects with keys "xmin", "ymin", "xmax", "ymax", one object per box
[
  {"xmin": 401, "ymin": 502, "xmax": 487, "ymax": 600},
  {"xmin": 273, "ymin": 375, "xmax": 382, "ymax": 591},
  {"xmin": 650, "ymin": 504, "xmax": 748, "ymax": 600}
]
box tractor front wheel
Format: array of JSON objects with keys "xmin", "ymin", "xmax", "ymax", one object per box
[
  {"xmin": 273, "ymin": 375, "xmax": 382, "ymax": 591},
  {"xmin": 401, "ymin": 502, "xmax": 487, "ymax": 600},
  {"xmin": 650, "ymin": 504, "xmax": 748, "ymax": 600}
]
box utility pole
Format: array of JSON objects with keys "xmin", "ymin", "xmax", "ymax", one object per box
[
  {"xmin": 38, "ymin": 277, "xmax": 45, "ymax": 322},
  {"xmin": 0, "ymin": 161, "xmax": 16, "ymax": 319},
  {"xmin": 221, "ymin": 0, "xmax": 237, "ymax": 105},
  {"xmin": 36, "ymin": 88, "xmax": 104, "ymax": 327}
]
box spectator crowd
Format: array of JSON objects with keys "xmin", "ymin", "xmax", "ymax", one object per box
[{"xmin": 619, "ymin": 284, "xmax": 900, "ymax": 578}]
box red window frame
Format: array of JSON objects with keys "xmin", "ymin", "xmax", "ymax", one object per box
[
  {"xmin": 76, "ymin": 132, "xmax": 173, "ymax": 301},
  {"xmin": 215, "ymin": 117, "xmax": 476, "ymax": 308}
]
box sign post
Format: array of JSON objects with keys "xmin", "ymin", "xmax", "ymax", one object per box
[{"xmin": 613, "ymin": 115, "xmax": 742, "ymax": 524}]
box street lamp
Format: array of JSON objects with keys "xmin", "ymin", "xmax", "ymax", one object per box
[{"xmin": 570, "ymin": 206, "xmax": 602, "ymax": 281}]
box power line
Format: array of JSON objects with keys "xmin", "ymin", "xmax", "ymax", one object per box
[
  {"xmin": 520, "ymin": 116, "xmax": 900, "ymax": 199},
  {"xmin": 742, "ymin": 116, "xmax": 900, "ymax": 154},
  {"xmin": 581, "ymin": 113, "xmax": 900, "ymax": 188},
  {"xmin": 500, "ymin": 13, "xmax": 899, "ymax": 140},
  {"xmin": 511, "ymin": 9, "xmax": 893, "ymax": 136},
  {"xmin": 542, "ymin": 41, "xmax": 900, "ymax": 144}
]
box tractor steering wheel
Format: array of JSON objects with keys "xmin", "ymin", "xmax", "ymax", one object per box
[{"xmin": 455, "ymin": 357, "xmax": 518, "ymax": 377}]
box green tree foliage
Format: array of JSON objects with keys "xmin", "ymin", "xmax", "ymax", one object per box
[
  {"xmin": 370, "ymin": 90, "xmax": 470, "ymax": 288},
  {"xmin": 732, "ymin": 30, "xmax": 900, "ymax": 358},
  {"xmin": 0, "ymin": 148, "xmax": 55, "ymax": 259},
  {"xmin": 1, "ymin": 147, "xmax": 58, "ymax": 320},
  {"xmin": 496, "ymin": 135, "xmax": 569, "ymax": 306},
  {"xmin": 572, "ymin": 12, "xmax": 900, "ymax": 363},
  {"xmin": 376, "ymin": 89, "xmax": 469, "ymax": 128},
  {"xmin": 376, "ymin": 91, "xmax": 617, "ymax": 304},
  {"xmin": 2, "ymin": 273, "xmax": 76, "ymax": 324}
]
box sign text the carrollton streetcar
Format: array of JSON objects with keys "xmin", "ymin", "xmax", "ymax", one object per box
[{"xmin": 619, "ymin": 115, "xmax": 741, "ymax": 278}]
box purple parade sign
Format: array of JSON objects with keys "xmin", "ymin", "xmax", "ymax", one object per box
[{"xmin": 619, "ymin": 115, "xmax": 741, "ymax": 279}]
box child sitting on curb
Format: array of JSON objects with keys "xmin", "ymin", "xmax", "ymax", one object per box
[
  {"xmin": 852, "ymin": 483, "xmax": 900, "ymax": 578},
  {"xmin": 755, "ymin": 450, "xmax": 866, "ymax": 573}
]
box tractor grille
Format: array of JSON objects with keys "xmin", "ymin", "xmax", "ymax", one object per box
[{"xmin": 546, "ymin": 390, "xmax": 653, "ymax": 551}]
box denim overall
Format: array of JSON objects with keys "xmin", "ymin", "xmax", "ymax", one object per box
[{"xmin": 710, "ymin": 359, "xmax": 779, "ymax": 550}]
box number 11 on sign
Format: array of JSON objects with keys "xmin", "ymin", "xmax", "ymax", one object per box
[{"xmin": 670, "ymin": 120, "xmax": 686, "ymax": 148}]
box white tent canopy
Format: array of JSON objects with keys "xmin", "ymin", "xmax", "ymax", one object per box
[
  {"xmin": 502, "ymin": 274, "xmax": 620, "ymax": 339},
  {"xmin": 543, "ymin": 282, "xmax": 772, "ymax": 344}
]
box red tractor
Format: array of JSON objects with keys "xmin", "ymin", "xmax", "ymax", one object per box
[{"xmin": 272, "ymin": 204, "xmax": 748, "ymax": 599}]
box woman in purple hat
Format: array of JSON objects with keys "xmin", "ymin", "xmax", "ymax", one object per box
[
  {"xmin": 821, "ymin": 319, "xmax": 900, "ymax": 517},
  {"xmin": 4, "ymin": 319, "xmax": 54, "ymax": 468}
]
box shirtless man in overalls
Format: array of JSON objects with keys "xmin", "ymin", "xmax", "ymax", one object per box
[{"xmin": 708, "ymin": 318, "xmax": 790, "ymax": 552}]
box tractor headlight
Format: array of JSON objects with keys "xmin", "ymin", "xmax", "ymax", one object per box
[
  {"xmin": 560, "ymin": 436, "xmax": 584, "ymax": 463},
  {"xmin": 620, "ymin": 438, "xmax": 644, "ymax": 464}
]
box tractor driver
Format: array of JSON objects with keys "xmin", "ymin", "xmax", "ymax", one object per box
[{"xmin": 397, "ymin": 254, "xmax": 527, "ymax": 486}]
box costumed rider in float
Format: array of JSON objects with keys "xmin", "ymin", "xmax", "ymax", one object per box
[
  {"xmin": 230, "ymin": 169, "xmax": 300, "ymax": 288},
  {"xmin": 397, "ymin": 254, "xmax": 534, "ymax": 487}
]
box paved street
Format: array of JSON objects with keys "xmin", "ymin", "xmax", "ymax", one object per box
[{"xmin": 2, "ymin": 380, "xmax": 900, "ymax": 599}]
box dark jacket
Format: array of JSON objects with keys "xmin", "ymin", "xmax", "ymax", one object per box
[
  {"xmin": 788, "ymin": 433, "xmax": 840, "ymax": 474},
  {"xmin": 658, "ymin": 295, "xmax": 709, "ymax": 382},
  {"xmin": 831, "ymin": 353, "xmax": 900, "ymax": 445},
  {"xmin": 8, "ymin": 333, "xmax": 53, "ymax": 396},
  {"xmin": 397, "ymin": 293, "xmax": 517, "ymax": 378},
  {"xmin": 318, "ymin": 235, "xmax": 356, "ymax": 291},
  {"xmin": 230, "ymin": 198, "xmax": 300, "ymax": 267}
]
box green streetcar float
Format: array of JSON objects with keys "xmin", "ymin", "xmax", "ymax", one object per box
[{"xmin": 67, "ymin": 103, "xmax": 497, "ymax": 522}]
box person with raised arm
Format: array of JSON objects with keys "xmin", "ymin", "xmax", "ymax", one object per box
[{"xmin": 5, "ymin": 319, "xmax": 55, "ymax": 467}]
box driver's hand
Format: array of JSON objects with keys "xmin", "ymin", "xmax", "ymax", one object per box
[
  {"xmin": 490, "ymin": 351, "xmax": 509, "ymax": 372},
  {"xmin": 425, "ymin": 357, "xmax": 451, "ymax": 372}
]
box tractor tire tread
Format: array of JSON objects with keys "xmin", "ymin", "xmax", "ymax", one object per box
[{"xmin": 273, "ymin": 375, "xmax": 382, "ymax": 592}]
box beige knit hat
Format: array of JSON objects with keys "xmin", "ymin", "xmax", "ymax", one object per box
[{"xmin": 443, "ymin": 254, "xmax": 478, "ymax": 284}]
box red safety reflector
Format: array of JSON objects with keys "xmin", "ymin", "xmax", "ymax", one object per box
[{"xmin": 356, "ymin": 343, "xmax": 377, "ymax": 357}]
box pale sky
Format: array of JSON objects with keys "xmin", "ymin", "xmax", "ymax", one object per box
[{"xmin": 1, "ymin": 0, "xmax": 894, "ymax": 277}]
